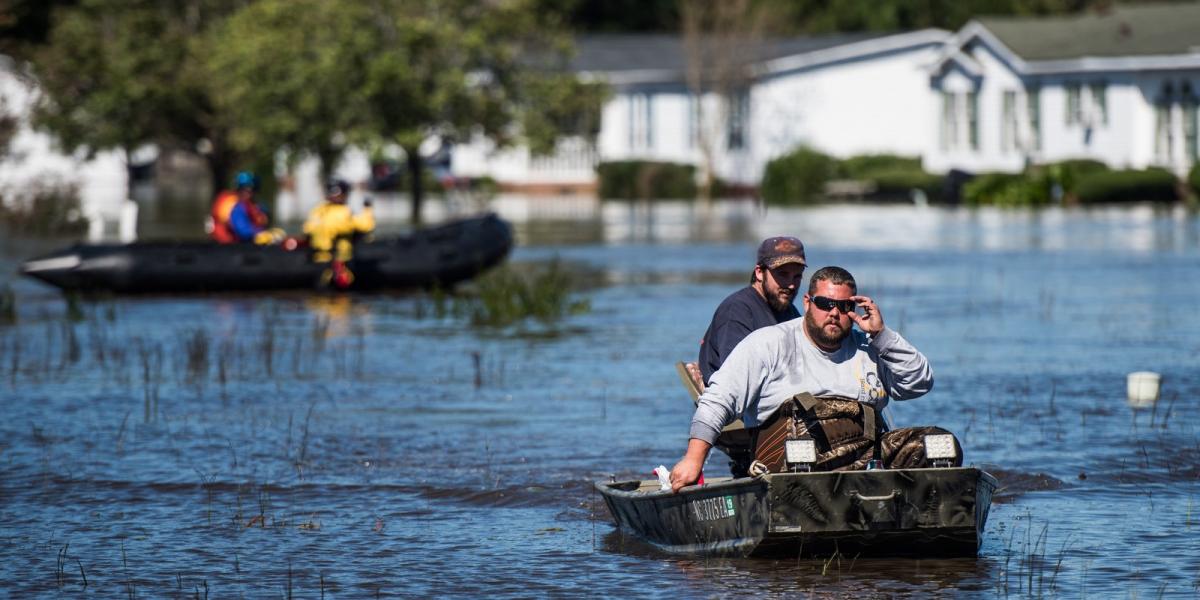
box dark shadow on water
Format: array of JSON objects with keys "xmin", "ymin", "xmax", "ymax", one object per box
[
  {"xmin": 597, "ymin": 530, "xmax": 997, "ymax": 595},
  {"xmin": 982, "ymin": 466, "xmax": 1068, "ymax": 503}
]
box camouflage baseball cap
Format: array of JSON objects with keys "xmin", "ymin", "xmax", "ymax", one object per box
[{"xmin": 756, "ymin": 236, "xmax": 806, "ymax": 269}]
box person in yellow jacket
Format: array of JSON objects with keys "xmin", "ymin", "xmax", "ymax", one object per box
[
  {"xmin": 304, "ymin": 179, "xmax": 375, "ymax": 288},
  {"xmin": 304, "ymin": 179, "xmax": 375, "ymax": 263}
]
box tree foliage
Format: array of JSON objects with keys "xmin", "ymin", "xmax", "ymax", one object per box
[
  {"xmin": 26, "ymin": 0, "xmax": 601, "ymax": 222},
  {"xmin": 559, "ymin": 0, "xmax": 1157, "ymax": 34},
  {"xmin": 29, "ymin": 0, "xmax": 250, "ymax": 191},
  {"xmin": 203, "ymin": 0, "xmax": 371, "ymax": 177}
]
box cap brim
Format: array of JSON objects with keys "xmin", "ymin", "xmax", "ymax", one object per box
[{"xmin": 763, "ymin": 256, "xmax": 807, "ymax": 269}]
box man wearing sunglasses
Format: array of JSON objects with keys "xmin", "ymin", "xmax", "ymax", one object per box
[
  {"xmin": 671, "ymin": 266, "xmax": 935, "ymax": 492},
  {"xmin": 697, "ymin": 236, "xmax": 807, "ymax": 386}
]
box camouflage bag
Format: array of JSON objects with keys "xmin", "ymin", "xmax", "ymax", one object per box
[{"xmin": 750, "ymin": 394, "xmax": 962, "ymax": 473}]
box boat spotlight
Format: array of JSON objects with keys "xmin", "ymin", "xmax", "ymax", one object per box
[
  {"xmin": 924, "ymin": 433, "xmax": 957, "ymax": 468},
  {"xmin": 784, "ymin": 438, "xmax": 817, "ymax": 473}
]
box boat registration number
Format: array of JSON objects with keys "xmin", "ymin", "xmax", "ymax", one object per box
[{"xmin": 691, "ymin": 496, "xmax": 736, "ymax": 522}]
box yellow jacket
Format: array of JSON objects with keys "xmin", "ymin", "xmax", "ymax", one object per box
[{"xmin": 303, "ymin": 202, "xmax": 375, "ymax": 261}]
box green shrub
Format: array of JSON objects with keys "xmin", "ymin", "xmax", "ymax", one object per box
[
  {"xmin": 761, "ymin": 147, "xmax": 837, "ymax": 205},
  {"xmin": 963, "ymin": 172, "xmax": 1052, "ymax": 207},
  {"xmin": 1188, "ymin": 163, "xmax": 1200, "ymax": 199},
  {"xmin": 1039, "ymin": 159, "xmax": 1109, "ymax": 198},
  {"xmin": 1075, "ymin": 168, "xmax": 1179, "ymax": 204},
  {"xmin": 838, "ymin": 154, "xmax": 922, "ymax": 179},
  {"xmin": 596, "ymin": 161, "xmax": 697, "ymax": 199},
  {"xmin": 462, "ymin": 259, "xmax": 590, "ymax": 327},
  {"xmin": 963, "ymin": 173, "xmax": 1019, "ymax": 206}
]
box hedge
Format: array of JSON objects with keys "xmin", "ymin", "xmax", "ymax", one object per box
[
  {"xmin": 868, "ymin": 168, "xmax": 944, "ymax": 201},
  {"xmin": 1075, "ymin": 168, "xmax": 1179, "ymax": 204},
  {"xmin": 760, "ymin": 147, "xmax": 838, "ymax": 205},
  {"xmin": 596, "ymin": 160, "xmax": 697, "ymax": 199},
  {"xmin": 838, "ymin": 154, "xmax": 923, "ymax": 179},
  {"xmin": 1038, "ymin": 159, "xmax": 1109, "ymax": 198}
]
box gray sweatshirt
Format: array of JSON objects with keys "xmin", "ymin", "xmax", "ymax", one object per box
[{"xmin": 689, "ymin": 320, "xmax": 933, "ymax": 445}]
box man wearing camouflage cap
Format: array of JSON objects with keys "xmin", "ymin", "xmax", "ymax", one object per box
[{"xmin": 697, "ymin": 236, "xmax": 807, "ymax": 385}]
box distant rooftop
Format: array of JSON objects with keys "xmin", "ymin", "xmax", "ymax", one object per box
[
  {"xmin": 571, "ymin": 32, "xmax": 893, "ymax": 77},
  {"xmin": 977, "ymin": 2, "xmax": 1200, "ymax": 61}
]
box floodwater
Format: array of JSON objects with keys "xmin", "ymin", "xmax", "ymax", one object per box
[{"xmin": 2, "ymin": 197, "xmax": 1200, "ymax": 598}]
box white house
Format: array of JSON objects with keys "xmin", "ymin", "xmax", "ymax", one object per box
[
  {"xmin": 460, "ymin": 3, "xmax": 1200, "ymax": 191},
  {"xmin": 455, "ymin": 30, "xmax": 950, "ymax": 191},
  {"xmin": 924, "ymin": 3, "xmax": 1200, "ymax": 175},
  {"xmin": 0, "ymin": 56, "xmax": 129, "ymax": 227}
]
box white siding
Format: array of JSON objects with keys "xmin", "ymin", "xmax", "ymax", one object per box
[
  {"xmin": 928, "ymin": 37, "xmax": 1200, "ymax": 176},
  {"xmin": 751, "ymin": 44, "xmax": 943, "ymax": 175},
  {"xmin": 0, "ymin": 60, "xmax": 127, "ymax": 223}
]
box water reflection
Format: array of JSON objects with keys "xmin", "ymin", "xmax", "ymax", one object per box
[
  {"xmin": 68, "ymin": 186, "xmax": 1200, "ymax": 253},
  {"xmin": 3, "ymin": 200, "xmax": 1200, "ymax": 597}
]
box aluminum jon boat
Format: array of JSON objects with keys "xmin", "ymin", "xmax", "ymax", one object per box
[
  {"xmin": 597, "ymin": 466, "xmax": 997, "ymax": 558},
  {"xmin": 20, "ymin": 213, "xmax": 512, "ymax": 294}
]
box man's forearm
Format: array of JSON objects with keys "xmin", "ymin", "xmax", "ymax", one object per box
[
  {"xmin": 670, "ymin": 438, "xmax": 713, "ymax": 492},
  {"xmin": 684, "ymin": 437, "xmax": 711, "ymax": 462}
]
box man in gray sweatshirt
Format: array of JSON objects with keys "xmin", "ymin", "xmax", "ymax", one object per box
[{"xmin": 670, "ymin": 266, "xmax": 933, "ymax": 492}]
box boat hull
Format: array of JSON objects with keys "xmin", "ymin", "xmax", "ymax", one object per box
[
  {"xmin": 597, "ymin": 467, "xmax": 997, "ymax": 558},
  {"xmin": 20, "ymin": 214, "xmax": 513, "ymax": 294}
]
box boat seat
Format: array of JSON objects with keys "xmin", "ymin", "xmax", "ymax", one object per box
[{"xmin": 675, "ymin": 361, "xmax": 745, "ymax": 433}]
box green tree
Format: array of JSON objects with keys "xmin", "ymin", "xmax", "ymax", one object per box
[
  {"xmin": 29, "ymin": 0, "xmax": 252, "ymax": 194},
  {"xmin": 0, "ymin": 0, "xmax": 78, "ymax": 58},
  {"xmin": 203, "ymin": 0, "xmax": 373, "ymax": 180},
  {"xmin": 350, "ymin": 0, "xmax": 601, "ymax": 224}
]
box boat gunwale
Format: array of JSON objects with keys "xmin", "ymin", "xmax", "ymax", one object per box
[{"xmin": 595, "ymin": 466, "xmax": 998, "ymax": 500}]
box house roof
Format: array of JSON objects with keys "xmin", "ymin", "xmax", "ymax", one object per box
[
  {"xmin": 977, "ymin": 3, "xmax": 1200, "ymax": 61},
  {"xmin": 570, "ymin": 31, "xmax": 900, "ymax": 84}
]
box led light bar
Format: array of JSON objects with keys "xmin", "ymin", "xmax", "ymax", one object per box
[
  {"xmin": 923, "ymin": 434, "xmax": 957, "ymax": 460},
  {"xmin": 785, "ymin": 438, "xmax": 817, "ymax": 465}
]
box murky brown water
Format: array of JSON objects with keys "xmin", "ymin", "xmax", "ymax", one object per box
[{"xmin": 2, "ymin": 198, "xmax": 1199, "ymax": 597}]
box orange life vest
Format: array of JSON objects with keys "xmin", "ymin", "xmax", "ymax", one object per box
[{"xmin": 210, "ymin": 191, "xmax": 239, "ymax": 243}]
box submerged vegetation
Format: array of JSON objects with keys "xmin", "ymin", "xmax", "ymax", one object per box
[
  {"xmin": 409, "ymin": 259, "xmax": 593, "ymax": 328},
  {"xmin": 0, "ymin": 180, "xmax": 88, "ymax": 237},
  {"xmin": 463, "ymin": 260, "xmax": 591, "ymax": 327},
  {"xmin": 0, "ymin": 284, "xmax": 14, "ymax": 325},
  {"xmin": 763, "ymin": 147, "xmax": 1189, "ymax": 207},
  {"xmin": 0, "ymin": 258, "xmax": 590, "ymax": 395}
]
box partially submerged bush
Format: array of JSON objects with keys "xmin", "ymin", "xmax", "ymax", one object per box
[
  {"xmin": 838, "ymin": 154, "xmax": 923, "ymax": 179},
  {"xmin": 867, "ymin": 168, "xmax": 944, "ymax": 201},
  {"xmin": 0, "ymin": 179, "xmax": 88, "ymax": 236},
  {"xmin": 1188, "ymin": 162, "xmax": 1200, "ymax": 200},
  {"xmin": 761, "ymin": 146, "xmax": 837, "ymax": 205},
  {"xmin": 596, "ymin": 160, "xmax": 697, "ymax": 199},
  {"xmin": 963, "ymin": 172, "xmax": 1052, "ymax": 207},
  {"xmin": 1075, "ymin": 168, "xmax": 1178, "ymax": 204},
  {"xmin": 463, "ymin": 260, "xmax": 590, "ymax": 327},
  {"xmin": 764, "ymin": 150, "xmax": 943, "ymax": 204},
  {"xmin": 1038, "ymin": 159, "xmax": 1110, "ymax": 201}
]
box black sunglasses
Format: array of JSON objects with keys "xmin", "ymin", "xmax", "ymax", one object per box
[{"xmin": 811, "ymin": 296, "xmax": 856, "ymax": 313}]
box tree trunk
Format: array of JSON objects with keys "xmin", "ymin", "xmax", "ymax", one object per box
[
  {"xmin": 406, "ymin": 148, "xmax": 425, "ymax": 226},
  {"xmin": 123, "ymin": 145, "xmax": 135, "ymax": 201},
  {"xmin": 207, "ymin": 152, "xmax": 233, "ymax": 199}
]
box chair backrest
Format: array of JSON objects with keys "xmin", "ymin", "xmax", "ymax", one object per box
[{"xmin": 675, "ymin": 361, "xmax": 704, "ymax": 404}]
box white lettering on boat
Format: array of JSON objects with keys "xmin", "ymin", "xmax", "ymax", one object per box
[{"xmin": 691, "ymin": 495, "xmax": 736, "ymax": 522}]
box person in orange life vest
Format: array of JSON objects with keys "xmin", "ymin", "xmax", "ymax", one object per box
[
  {"xmin": 304, "ymin": 178, "xmax": 375, "ymax": 263},
  {"xmin": 210, "ymin": 171, "xmax": 272, "ymax": 243}
]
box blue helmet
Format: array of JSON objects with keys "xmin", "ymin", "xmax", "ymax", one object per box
[
  {"xmin": 325, "ymin": 178, "xmax": 351, "ymax": 197},
  {"xmin": 234, "ymin": 171, "xmax": 259, "ymax": 191}
]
